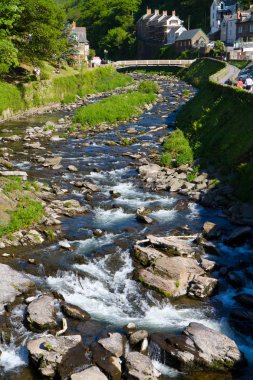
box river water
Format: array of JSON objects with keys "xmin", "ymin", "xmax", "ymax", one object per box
[{"xmin": 0, "ymin": 74, "xmax": 252, "ymax": 379}]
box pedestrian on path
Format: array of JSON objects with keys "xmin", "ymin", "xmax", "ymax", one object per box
[{"xmin": 245, "ymin": 76, "xmax": 253, "ymax": 92}]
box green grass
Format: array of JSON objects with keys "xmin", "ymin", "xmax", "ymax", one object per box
[
  {"xmin": 73, "ymin": 88, "xmax": 156, "ymax": 128},
  {"xmin": 180, "ymin": 58, "xmax": 225, "ymax": 88},
  {"xmin": 228, "ymin": 60, "xmax": 250, "ymax": 69},
  {"xmin": 2, "ymin": 176, "xmax": 40, "ymax": 194},
  {"xmin": 0, "ymin": 196, "xmax": 44, "ymax": 237},
  {"xmin": 176, "ymin": 58, "xmax": 253, "ymax": 201},
  {"xmin": 161, "ymin": 129, "xmax": 193, "ymax": 168},
  {"xmin": 0, "ymin": 66, "xmax": 132, "ymax": 117}
]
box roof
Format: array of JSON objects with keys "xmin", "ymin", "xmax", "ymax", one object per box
[
  {"xmin": 176, "ymin": 29, "xmax": 207, "ymax": 41},
  {"xmin": 71, "ymin": 27, "xmax": 88, "ymax": 43}
]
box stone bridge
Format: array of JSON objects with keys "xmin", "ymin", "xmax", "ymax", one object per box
[{"xmin": 113, "ymin": 59, "xmax": 195, "ymax": 68}]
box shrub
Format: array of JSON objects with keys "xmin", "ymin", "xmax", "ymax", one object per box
[
  {"xmin": 161, "ymin": 129, "xmax": 193, "ymax": 167},
  {"xmin": 138, "ymin": 80, "xmax": 160, "ymax": 94}
]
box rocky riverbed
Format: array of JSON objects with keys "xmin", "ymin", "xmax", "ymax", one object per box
[{"xmin": 0, "ymin": 73, "xmax": 252, "ymax": 379}]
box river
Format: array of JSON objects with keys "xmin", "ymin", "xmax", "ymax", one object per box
[{"xmin": 0, "ymin": 73, "xmax": 252, "ymax": 379}]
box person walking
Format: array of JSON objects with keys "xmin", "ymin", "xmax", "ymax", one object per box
[{"xmin": 245, "ymin": 76, "xmax": 253, "ymax": 92}]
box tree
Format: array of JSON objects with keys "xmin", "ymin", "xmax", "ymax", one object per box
[
  {"xmin": 213, "ymin": 40, "xmax": 225, "ymax": 57},
  {"xmin": 13, "ymin": 0, "xmax": 67, "ymax": 63},
  {"xmin": 0, "ymin": 39, "xmax": 18, "ymax": 75},
  {"xmin": 0, "ymin": 0, "xmax": 22, "ymax": 37}
]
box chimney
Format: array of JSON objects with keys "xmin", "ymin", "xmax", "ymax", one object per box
[
  {"xmin": 155, "ymin": 9, "xmax": 159, "ymax": 16},
  {"xmin": 72, "ymin": 21, "xmax": 76, "ymax": 29},
  {"xmin": 146, "ymin": 8, "xmax": 151, "ymax": 15},
  {"xmin": 163, "ymin": 10, "xmax": 168, "ymax": 16},
  {"xmin": 172, "ymin": 10, "xmax": 176, "ymax": 16}
]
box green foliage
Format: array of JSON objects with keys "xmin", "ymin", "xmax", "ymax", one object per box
[
  {"xmin": 138, "ymin": 80, "xmax": 160, "ymax": 94},
  {"xmin": 212, "ymin": 40, "xmax": 225, "ymax": 58},
  {"xmin": 0, "ymin": 39, "xmax": 18, "ymax": 75},
  {"xmin": 228, "ymin": 60, "xmax": 250, "ymax": 69},
  {"xmin": 73, "ymin": 90, "xmax": 156, "ymax": 128},
  {"xmin": 0, "ymin": 81, "xmax": 23, "ymax": 115},
  {"xmin": 180, "ymin": 59, "xmax": 225, "ymax": 88},
  {"xmin": 13, "ymin": 0, "xmax": 67, "ymax": 63},
  {"xmin": 176, "ymin": 59, "xmax": 253, "ymax": 202},
  {"xmin": 161, "ymin": 129, "xmax": 193, "ymax": 167},
  {"xmin": 0, "ymin": 0, "xmax": 22, "ymax": 37},
  {"xmin": 186, "ymin": 165, "xmax": 199, "ymax": 182},
  {"xmin": 0, "ymin": 196, "xmax": 44, "ymax": 237},
  {"xmin": 119, "ymin": 137, "xmax": 137, "ymax": 145},
  {"xmin": 3, "ymin": 176, "xmax": 23, "ymax": 194}
]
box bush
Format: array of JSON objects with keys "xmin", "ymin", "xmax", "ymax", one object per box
[
  {"xmin": 0, "ymin": 39, "xmax": 18, "ymax": 76},
  {"xmin": 161, "ymin": 129, "xmax": 193, "ymax": 167},
  {"xmin": 138, "ymin": 80, "xmax": 160, "ymax": 94}
]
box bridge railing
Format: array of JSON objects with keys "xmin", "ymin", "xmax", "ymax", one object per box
[{"xmin": 113, "ymin": 59, "xmax": 195, "ymax": 67}]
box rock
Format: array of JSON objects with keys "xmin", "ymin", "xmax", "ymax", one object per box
[
  {"xmin": 202, "ymin": 222, "xmax": 221, "ymax": 240},
  {"xmin": 224, "ymin": 226, "xmax": 252, "ymax": 246},
  {"xmin": 125, "ymin": 352, "xmax": 159, "ymax": 379},
  {"xmin": 68, "ymin": 165, "xmax": 78, "ymax": 172},
  {"xmin": 200, "ymin": 258, "xmax": 216, "ymax": 271},
  {"xmin": 98, "ymin": 333, "xmax": 125, "ymax": 358},
  {"xmin": 230, "ymin": 309, "xmax": 253, "ymax": 337},
  {"xmin": 151, "ymin": 322, "xmax": 243, "ymax": 371},
  {"xmin": 27, "ymin": 295, "xmax": 57, "ymax": 331},
  {"xmin": 127, "ymin": 127, "xmax": 137, "ymax": 134},
  {"xmin": 43, "ymin": 156, "xmax": 62, "ymax": 167},
  {"xmin": 147, "ymin": 235, "xmax": 196, "ymax": 257},
  {"xmin": 234, "ymin": 293, "xmax": 253, "ymax": 308},
  {"xmin": 137, "ymin": 256, "xmax": 204, "ymax": 298},
  {"xmin": 61, "ymin": 302, "xmax": 91, "ymax": 321},
  {"xmin": 59, "ymin": 240, "xmax": 71, "ymax": 249},
  {"xmin": 27, "ymin": 335, "xmax": 88, "ymax": 378},
  {"xmin": 133, "ymin": 242, "xmax": 164, "ymax": 266},
  {"xmin": 0, "ymin": 170, "xmax": 28, "ymax": 180},
  {"xmin": 92, "ymin": 343, "xmax": 122, "ymax": 380},
  {"xmin": 129, "ymin": 330, "xmax": 148, "ymax": 347},
  {"xmin": 187, "ymin": 276, "xmax": 218, "ymax": 299},
  {"xmin": 136, "ymin": 208, "xmax": 153, "ymax": 224},
  {"xmin": 23, "ymin": 230, "xmax": 44, "ymax": 245},
  {"xmin": 71, "ymin": 366, "xmax": 108, "ymax": 380},
  {"xmin": 139, "ymin": 164, "xmax": 161, "ymax": 178},
  {"xmin": 201, "ymin": 241, "xmax": 220, "ymax": 255},
  {"xmin": 169, "ymin": 178, "xmax": 184, "ymax": 192},
  {"xmin": 0, "ymin": 264, "xmax": 34, "ymax": 312}
]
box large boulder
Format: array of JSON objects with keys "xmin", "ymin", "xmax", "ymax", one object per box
[
  {"xmin": 71, "ymin": 366, "xmax": 108, "ymax": 380},
  {"xmin": 91, "ymin": 343, "xmax": 122, "ymax": 380},
  {"xmin": 147, "ymin": 235, "xmax": 197, "ymax": 257},
  {"xmin": 43, "ymin": 156, "xmax": 62, "ymax": 167},
  {"xmin": 27, "ymin": 295, "xmax": 57, "ymax": 331},
  {"xmin": 188, "ymin": 277, "xmax": 218, "ymax": 299},
  {"xmin": 137, "ymin": 256, "xmax": 204, "ymax": 297},
  {"xmin": 202, "ymin": 222, "xmax": 221, "ymax": 240},
  {"xmin": 0, "ymin": 264, "xmax": 34, "ymax": 312},
  {"xmin": 27, "ymin": 335, "xmax": 89, "ymax": 378},
  {"xmin": 124, "ymin": 351, "xmax": 159, "ymax": 379},
  {"xmin": 98, "ymin": 333, "xmax": 125, "ymax": 358},
  {"xmin": 151, "ymin": 323, "xmax": 243, "ymax": 371}
]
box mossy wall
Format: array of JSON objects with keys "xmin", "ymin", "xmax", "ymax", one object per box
[
  {"xmin": 0, "ymin": 66, "xmax": 132, "ymax": 120},
  {"xmin": 177, "ymin": 59, "xmax": 253, "ymax": 201}
]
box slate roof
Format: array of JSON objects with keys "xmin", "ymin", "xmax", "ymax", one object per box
[
  {"xmin": 72, "ymin": 27, "xmax": 89, "ymax": 43},
  {"xmin": 176, "ymin": 29, "xmax": 207, "ymax": 41}
]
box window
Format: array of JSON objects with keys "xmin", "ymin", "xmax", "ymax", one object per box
[
  {"xmin": 250, "ymin": 24, "xmax": 253, "ymax": 32},
  {"xmin": 238, "ymin": 26, "xmax": 243, "ymax": 33}
]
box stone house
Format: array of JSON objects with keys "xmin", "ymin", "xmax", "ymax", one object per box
[
  {"xmin": 210, "ymin": 0, "xmax": 238, "ymax": 37},
  {"xmin": 220, "ymin": 13, "xmax": 239, "ymax": 44},
  {"xmin": 175, "ymin": 29, "xmax": 209, "ymax": 52},
  {"xmin": 137, "ymin": 9, "xmax": 186, "ymax": 47},
  {"xmin": 236, "ymin": 7, "xmax": 253, "ymax": 41},
  {"xmin": 71, "ymin": 22, "xmax": 89, "ymax": 63}
]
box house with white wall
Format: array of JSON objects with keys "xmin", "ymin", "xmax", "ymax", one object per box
[{"xmin": 210, "ymin": 0, "xmax": 238, "ymax": 36}]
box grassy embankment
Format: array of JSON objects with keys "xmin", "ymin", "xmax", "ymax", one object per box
[
  {"xmin": 0, "ymin": 176, "xmax": 44, "ymax": 237},
  {"xmin": 176, "ymin": 58, "xmax": 253, "ymax": 202},
  {"xmin": 73, "ymin": 80, "xmax": 159, "ymax": 128},
  {"xmin": 0, "ymin": 66, "xmax": 132, "ymax": 119}
]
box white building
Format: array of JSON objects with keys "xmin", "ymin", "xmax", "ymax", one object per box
[{"xmin": 210, "ymin": 0, "xmax": 238, "ymax": 35}]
